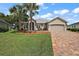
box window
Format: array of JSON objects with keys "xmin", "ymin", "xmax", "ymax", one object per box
[
  {"xmin": 41, "ymin": 24, "xmax": 43, "ymax": 26},
  {"xmin": 21, "ymin": 23, "xmax": 24, "ymax": 26},
  {"xmin": 72, "ymin": 25, "xmax": 75, "ymax": 28}
]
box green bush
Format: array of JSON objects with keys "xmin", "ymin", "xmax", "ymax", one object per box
[
  {"xmin": 67, "ymin": 28, "xmax": 79, "ymax": 32},
  {"xmin": 0, "ymin": 27, "xmax": 8, "ymax": 32},
  {"xmin": 67, "ymin": 28, "xmax": 70, "ymax": 30}
]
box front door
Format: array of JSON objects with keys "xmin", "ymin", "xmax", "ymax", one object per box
[{"xmin": 29, "ymin": 22, "xmax": 34, "ymax": 31}]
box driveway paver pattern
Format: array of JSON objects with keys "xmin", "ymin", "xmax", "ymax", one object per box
[{"xmin": 51, "ymin": 31, "xmax": 79, "ymax": 56}]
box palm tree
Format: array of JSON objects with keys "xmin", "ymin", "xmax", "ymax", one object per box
[
  {"xmin": 23, "ymin": 3, "xmax": 39, "ymax": 31},
  {"xmin": 9, "ymin": 4, "xmax": 29, "ymax": 30},
  {"xmin": 0, "ymin": 12, "xmax": 5, "ymax": 17}
]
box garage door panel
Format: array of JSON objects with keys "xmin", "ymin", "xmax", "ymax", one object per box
[{"xmin": 49, "ymin": 25, "xmax": 65, "ymax": 32}]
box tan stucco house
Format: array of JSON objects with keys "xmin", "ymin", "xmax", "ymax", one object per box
[
  {"xmin": 19, "ymin": 18, "xmax": 48, "ymax": 31},
  {"xmin": 19, "ymin": 17, "xmax": 67, "ymax": 32}
]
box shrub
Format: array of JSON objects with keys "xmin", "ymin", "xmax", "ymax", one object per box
[
  {"xmin": 0, "ymin": 27, "xmax": 8, "ymax": 32},
  {"xmin": 67, "ymin": 28, "xmax": 70, "ymax": 30},
  {"xmin": 67, "ymin": 28, "xmax": 79, "ymax": 32}
]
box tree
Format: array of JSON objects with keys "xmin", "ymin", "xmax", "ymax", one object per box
[
  {"xmin": 0, "ymin": 12, "xmax": 5, "ymax": 17},
  {"xmin": 0, "ymin": 13, "xmax": 11, "ymax": 23},
  {"xmin": 23, "ymin": 3, "xmax": 39, "ymax": 31},
  {"xmin": 9, "ymin": 3, "xmax": 39, "ymax": 31},
  {"xmin": 9, "ymin": 4, "xmax": 29, "ymax": 30}
]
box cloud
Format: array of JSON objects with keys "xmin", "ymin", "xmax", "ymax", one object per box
[
  {"xmin": 33, "ymin": 13, "xmax": 53, "ymax": 19},
  {"xmin": 40, "ymin": 13, "xmax": 53, "ymax": 18},
  {"xmin": 53, "ymin": 9, "xmax": 69, "ymax": 15},
  {"xmin": 37, "ymin": 3, "xmax": 48, "ymax": 10},
  {"xmin": 60, "ymin": 9, "xmax": 69, "ymax": 15},
  {"xmin": 33, "ymin": 15, "xmax": 40, "ymax": 19},
  {"xmin": 37, "ymin": 3, "xmax": 48, "ymax": 12},
  {"xmin": 0, "ymin": 7, "xmax": 9, "ymax": 15},
  {"xmin": 54, "ymin": 10, "xmax": 59, "ymax": 14},
  {"xmin": 72, "ymin": 7, "xmax": 79, "ymax": 13},
  {"xmin": 67, "ymin": 18, "xmax": 74, "ymax": 21}
]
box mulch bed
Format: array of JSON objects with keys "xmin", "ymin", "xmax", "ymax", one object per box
[{"xmin": 19, "ymin": 31, "xmax": 49, "ymax": 35}]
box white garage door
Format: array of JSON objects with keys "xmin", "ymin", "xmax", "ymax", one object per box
[{"xmin": 49, "ymin": 25, "xmax": 65, "ymax": 32}]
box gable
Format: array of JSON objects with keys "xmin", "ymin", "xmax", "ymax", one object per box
[{"xmin": 48, "ymin": 18, "xmax": 66, "ymax": 25}]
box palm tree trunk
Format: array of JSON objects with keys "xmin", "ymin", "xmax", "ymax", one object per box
[
  {"xmin": 29, "ymin": 4, "xmax": 33, "ymax": 32},
  {"xmin": 29, "ymin": 11, "xmax": 32, "ymax": 31}
]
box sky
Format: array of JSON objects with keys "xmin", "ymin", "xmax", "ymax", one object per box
[{"xmin": 0, "ymin": 3, "xmax": 79, "ymax": 24}]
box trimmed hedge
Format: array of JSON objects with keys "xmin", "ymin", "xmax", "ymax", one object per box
[{"xmin": 67, "ymin": 28, "xmax": 79, "ymax": 32}]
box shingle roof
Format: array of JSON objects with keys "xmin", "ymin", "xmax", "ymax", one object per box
[
  {"xmin": 35, "ymin": 17, "xmax": 67, "ymax": 24},
  {"xmin": 69, "ymin": 22, "xmax": 79, "ymax": 26},
  {"xmin": 35, "ymin": 18, "xmax": 49, "ymax": 23}
]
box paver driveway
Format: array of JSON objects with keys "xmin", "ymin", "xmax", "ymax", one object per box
[{"xmin": 51, "ymin": 31, "xmax": 79, "ymax": 56}]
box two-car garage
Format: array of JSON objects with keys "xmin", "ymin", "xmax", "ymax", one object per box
[
  {"xmin": 49, "ymin": 25, "xmax": 65, "ymax": 32},
  {"xmin": 48, "ymin": 17, "xmax": 67, "ymax": 32}
]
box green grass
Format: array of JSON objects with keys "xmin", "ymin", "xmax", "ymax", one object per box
[{"xmin": 0, "ymin": 32, "xmax": 53, "ymax": 56}]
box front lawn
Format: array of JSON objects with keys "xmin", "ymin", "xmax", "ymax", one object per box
[{"xmin": 0, "ymin": 32, "xmax": 53, "ymax": 56}]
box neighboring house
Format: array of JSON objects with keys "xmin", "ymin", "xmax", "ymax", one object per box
[
  {"xmin": 0, "ymin": 19, "xmax": 10, "ymax": 31},
  {"xmin": 19, "ymin": 17, "xmax": 67, "ymax": 32},
  {"xmin": 68, "ymin": 22, "xmax": 79, "ymax": 29}
]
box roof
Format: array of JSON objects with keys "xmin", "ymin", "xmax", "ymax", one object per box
[
  {"xmin": 35, "ymin": 18, "xmax": 49, "ymax": 23},
  {"xmin": 0, "ymin": 19, "xmax": 10, "ymax": 25},
  {"xmin": 48, "ymin": 17, "xmax": 67, "ymax": 23},
  {"xmin": 69, "ymin": 22, "xmax": 79, "ymax": 26},
  {"xmin": 28, "ymin": 18, "xmax": 36, "ymax": 23}
]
